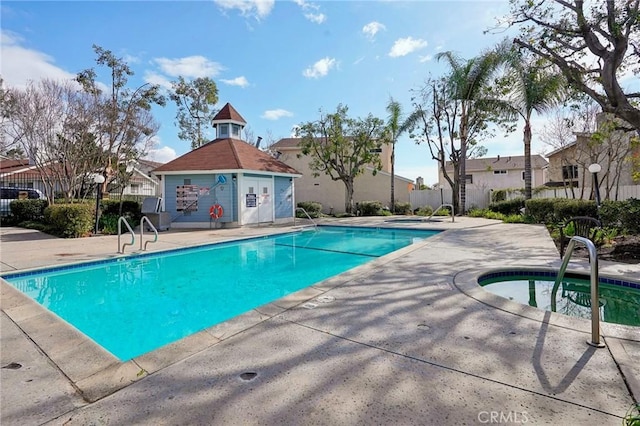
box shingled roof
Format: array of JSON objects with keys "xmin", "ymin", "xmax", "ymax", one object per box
[
  {"xmin": 152, "ymin": 138, "xmax": 300, "ymax": 175},
  {"xmin": 212, "ymin": 103, "xmax": 246, "ymax": 124}
]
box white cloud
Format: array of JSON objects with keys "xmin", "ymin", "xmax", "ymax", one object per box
[
  {"xmin": 143, "ymin": 71, "xmax": 173, "ymax": 90},
  {"xmin": 419, "ymin": 55, "xmax": 432, "ymax": 63},
  {"xmin": 389, "ymin": 37, "xmax": 428, "ymax": 57},
  {"xmin": 261, "ymin": 109, "xmax": 293, "ymax": 120},
  {"xmin": 153, "ymin": 56, "xmax": 224, "ymax": 78},
  {"xmin": 146, "ymin": 145, "xmax": 177, "ymax": 164},
  {"xmin": 305, "ymin": 13, "xmax": 326, "ymax": 24},
  {"xmin": 294, "ymin": 0, "xmax": 325, "ymax": 23},
  {"xmin": 221, "ymin": 76, "xmax": 249, "ymax": 88},
  {"xmin": 303, "ymin": 57, "xmax": 336, "ymax": 79},
  {"xmin": 362, "ymin": 22, "xmax": 386, "ymax": 40},
  {"xmin": 214, "ymin": 0, "xmax": 275, "ymax": 20},
  {"xmin": 0, "ymin": 30, "xmax": 76, "ymax": 88}
]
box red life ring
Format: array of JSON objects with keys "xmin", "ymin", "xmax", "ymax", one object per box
[{"xmin": 209, "ymin": 204, "xmax": 224, "ymax": 219}]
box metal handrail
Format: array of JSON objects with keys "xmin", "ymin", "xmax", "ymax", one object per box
[
  {"xmin": 294, "ymin": 207, "xmax": 317, "ymax": 229},
  {"xmin": 117, "ymin": 216, "xmax": 135, "ymax": 254},
  {"xmin": 427, "ymin": 203, "xmax": 455, "ymax": 222},
  {"xmin": 552, "ymin": 236, "xmax": 604, "ymax": 348},
  {"xmin": 140, "ymin": 216, "xmax": 158, "ymax": 251}
]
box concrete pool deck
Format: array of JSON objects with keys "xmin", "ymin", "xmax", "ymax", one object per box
[{"xmin": 1, "ymin": 217, "xmax": 639, "ymax": 425}]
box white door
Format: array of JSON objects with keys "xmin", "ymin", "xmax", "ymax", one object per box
[
  {"xmin": 258, "ymin": 181, "xmax": 273, "ymax": 223},
  {"xmin": 241, "ymin": 178, "xmax": 273, "ymax": 224}
]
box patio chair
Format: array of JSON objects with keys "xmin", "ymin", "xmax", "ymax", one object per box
[{"xmin": 559, "ymin": 216, "xmax": 601, "ymax": 258}]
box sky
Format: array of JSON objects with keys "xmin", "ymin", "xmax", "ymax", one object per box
[{"xmin": 2, "ymin": 0, "xmax": 547, "ymax": 185}]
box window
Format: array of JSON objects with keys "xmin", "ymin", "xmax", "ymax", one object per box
[
  {"xmin": 493, "ymin": 170, "xmax": 507, "ymax": 175},
  {"xmin": 562, "ymin": 165, "xmax": 578, "ymax": 180},
  {"xmin": 522, "ymin": 171, "xmax": 525, "ymax": 180},
  {"xmin": 130, "ymin": 183, "xmax": 139, "ymax": 194},
  {"xmin": 369, "ymin": 148, "xmax": 382, "ymax": 153},
  {"xmin": 219, "ymin": 124, "xmax": 229, "ymax": 138},
  {"xmin": 465, "ymin": 174, "xmax": 473, "ymax": 184},
  {"xmin": 232, "ymin": 124, "xmax": 241, "ymax": 137}
]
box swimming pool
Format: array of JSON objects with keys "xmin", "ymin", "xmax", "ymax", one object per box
[
  {"xmin": 478, "ymin": 270, "xmax": 640, "ymax": 327},
  {"xmin": 2, "ymin": 226, "xmax": 438, "ymax": 360}
]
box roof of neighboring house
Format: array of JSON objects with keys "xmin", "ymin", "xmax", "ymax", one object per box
[
  {"xmin": 212, "ymin": 103, "xmax": 246, "ymax": 124},
  {"xmin": 137, "ymin": 159, "xmax": 164, "ymax": 170},
  {"xmin": 271, "ymin": 138, "xmax": 302, "ymax": 149},
  {"xmin": 545, "ymin": 141, "xmax": 577, "ymax": 157},
  {"xmin": 152, "ymin": 138, "xmax": 301, "ymax": 175},
  {"xmin": 0, "ymin": 159, "xmax": 34, "ymax": 173},
  {"xmin": 445, "ymin": 154, "xmax": 548, "ymax": 171}
]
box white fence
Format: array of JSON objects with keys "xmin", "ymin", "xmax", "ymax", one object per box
[{"xmin": 410, "ymin": 184, "xmax": 640, "ymax": 212}]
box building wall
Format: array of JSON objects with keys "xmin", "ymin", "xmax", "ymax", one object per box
[
  {"xmin": 163, "ymin": 174, "xmax": 235, "ymax": 226},
  {"xmin": 278, "ymin": 150, "xmax": 413, "ymax": 213},
  {"xmin": 440, "ymin": 165, "xmax": 547, "ymax": 190}
]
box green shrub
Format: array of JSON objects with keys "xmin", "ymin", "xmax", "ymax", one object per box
[
  {"xmin": 358, "ymin": 200, "xmax": 383, "ymax": 216},
  {"xmin": 9, "ymin": 199, "xmax": 49, "ymax": 222},
  {"xmin": 483, "ymin": 211, "xmax": 506, "ymax": 221},
  {"xmin": 297, "ymin": 201, "xmax": 322, "ymax": 218},
  {"xmin": 553, "ymin": 199, "xmax": 597, "ymax": 221},
  {"xmin": 44, "ymin": 204, "xmax": 94, "ymax": 238},
  {"xmin": 503, "ymin": 214, "xmax": 526, "ymax": 223},
  {"xmin": 525, "ymin": 198, "xmax": 557, "ymax": 223},
  {"xmin": 467, "ymin": 208, "xmax": 487, "ymax": 217},
  {"xmin": 620, "ymin": 198, "xmax": 640, "ymax": 234},
  {"xmin": 491, "ymin": 189, "xmax": 507, "ymax": 203},
  {"xmin": 101, "ymin": 199, "xmax": 142, "ymax": 224},
  {"xmin": 433, "ymin": 206, "xmax": 451, "ymax": 216},
  {"xmin": 415, "ymin": 206, "xmax": 433, "ymax": 216},
  {"xmin": 99, "ymin": 213, "xmax": 120, "ymax": 235},
  {"xmin": 598, "ymin": 200, "xmax": 623, "ymax": 229},
  {"xmin": 393, "ymin": 202, "xmax": 412, "ymax": 215},
  {"xmin": 489, "ymin": 198, "xmax": 525, "ymax": 215}
]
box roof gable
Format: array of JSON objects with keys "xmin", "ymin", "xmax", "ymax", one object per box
[
  {"xmin": 152, "ymin": 138, "xmax": 300, "ymax": 175},
  {"xmin": 212, "ymin": 103, "xmax": 246, "ymax": 124}
]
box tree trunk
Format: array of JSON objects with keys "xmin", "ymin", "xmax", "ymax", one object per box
[
  {"xmin": 459, "ymin": 110, "xmax": 468, "ymax": 214},
  {"xmin": 390, "ymin": 142, "xmax": 395, "ymax": 213},
  {"xmin": 344, "ymin": 179, "xmax": 355, "ymax": 214},
  {"xmin": 523, "ymin": 119, "xmax": 532, "ymax": 200}
]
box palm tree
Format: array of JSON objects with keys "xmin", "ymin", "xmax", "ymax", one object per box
[
  {"xmin": 436, "ymin": 49, "xmax": 505, "ymax": 213},
  {"xmin": 385, "ymin": 97, "xmax": 413, "ymax": 213},
  {"xmin": 502, "ymin": 51, "xmax": 566, "ymax": 199}
]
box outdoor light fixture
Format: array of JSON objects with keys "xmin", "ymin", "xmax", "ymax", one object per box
[
  {"xmin": 588, "ymin": 163, "xmax": 602, "ymax": 209},
  {"xmin": 93, "ymin": 174, "xmax": 106, "ymax": 235}
]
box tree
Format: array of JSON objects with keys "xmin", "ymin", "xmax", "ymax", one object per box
[
  {"xmin": 508, "ymin": 0, "xmax": 640, "ymax": 132},
  {"xmin": 434, "ymin": 48, "xmax": 507, "ymax": 213},
  {"xmin": 385, "ymin": 97, "xmax": 413, "ymax": 213},
  {"xmin": 407, "ymin": 76, "xmax": 491, "ymax": 214},
  {"xmin": 76, "ymin": 45, "xmax": 165, "ymax": 195},
  {"xmin": 295, "ymin": 104, "xmax": 388, "ymax": 214},
  {"xmin": 499, "ymin": 48, "xmax": 567, "ymax": 199},
  {"xmin": 169, "ymin": 76, "xmax": 219, "ymax": 150}
]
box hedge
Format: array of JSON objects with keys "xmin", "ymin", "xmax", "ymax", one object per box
[
  {"xmin": 44, "ymin": 204, "xmax": 94, "ymax": 238},
  {"xmin": 8, "ymin": 199, "xmax": 49, "ymax": 222},
  {"xmin": 297, "ymin": 201, "xmax": 322, "ymax": 218},
  {"xmin": 488, "ymin": 198, "xmax": 525, "ymax": 215}
]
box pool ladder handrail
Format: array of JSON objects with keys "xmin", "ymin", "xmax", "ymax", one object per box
[
  {"xmin": 552, "ymin": 235, "xmax": 605, "ymax": 348},
  {"xmin": 118, "ymin": 216, "xmax": 135, "ymax": 254},
  {"xmin": 427, "ymin": 204, "xmax": 455, "ymax": 222},
  {"xmin": 140, "ymin": 216, "xmax": 159, "ymax": 251},
  {"xmin": 294, "ymin": 207, "xmax": 317, "ymax": 229}
]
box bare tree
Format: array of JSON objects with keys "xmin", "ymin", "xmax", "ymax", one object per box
[{"xmin": 507, "ymin": 0, "xmax": 640, "ymax": 132}]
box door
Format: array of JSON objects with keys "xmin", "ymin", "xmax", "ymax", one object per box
[
  {"xmin": 258, "ymin": 181, "xmax": 273, "ymax": 222},
  {"xmin": 241, "ymin": 177, "xmax": 273, "ymax": 224}
]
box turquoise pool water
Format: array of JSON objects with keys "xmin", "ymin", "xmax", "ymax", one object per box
[
  {"xmin": 2, "ymin": 226, "xmax": 438, "ymax": 360},
  {"xmin": 479, "ymin": 271, "xmax": 640, "ymax": 327}
]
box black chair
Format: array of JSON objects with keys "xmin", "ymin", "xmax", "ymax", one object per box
[{"xmin": 559, "ymin": 216, "xmax": 601, "ymax": 258}]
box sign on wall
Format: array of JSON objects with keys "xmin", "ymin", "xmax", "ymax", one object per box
[
  {"xmin": 246, "ymin": 193, "xmax": 257, "ymax": 207},
  {"xmin": 176, "ymin": 185, "xmax": 199, "ymax": 211}
]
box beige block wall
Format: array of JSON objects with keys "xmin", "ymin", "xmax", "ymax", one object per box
[{"xmin": 281, "ymin": 151, "xmax": 413, "ymax": 214}]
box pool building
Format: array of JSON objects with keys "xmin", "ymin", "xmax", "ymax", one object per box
[{"xmin": 152, "ymin": 103, "xmax": 301, "ymax": 229}]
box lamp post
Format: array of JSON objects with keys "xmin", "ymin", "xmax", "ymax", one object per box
[
  {"xmin": 93, "ymin": 174, "xmax": 106, "ymax": 235},
  {"xmin": 588, "ymin": 163, "xmax": 602, "ymax": 209},
  {"xmin": 439, "ymin": 184, "xmax": 444, "ymax": 206}
]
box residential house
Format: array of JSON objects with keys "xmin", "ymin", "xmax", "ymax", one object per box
[
  {"xmin": 152, "ymin": 103, "xmax": 301, "ymax": 228},
  {"xmin": 269, "ymin": 138, "xmax": 414, "ymax": 214},
  {"xmin": 545, "ymin": 114, "xmax": 639, "ymax": 194},
  {"xmin": 113, "ymin": 159, "xmax": 162, "ymax": 198},
  {"xmin": 439, "ymin": 154, "xmax": 549, "ymax": 190}
]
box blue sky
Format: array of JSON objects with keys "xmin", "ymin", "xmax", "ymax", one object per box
[{"xmin": 2, "ymin": 0, "xmax": 532, "ymax": 185}]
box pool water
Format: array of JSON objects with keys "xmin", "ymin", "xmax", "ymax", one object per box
[
  {"xmin": 479, "ymin": 272, "xmax": 640, "ymax": 327},
  {"xmin": 2, "ymin": 226, "xmax": 438, "ymax": 360}
]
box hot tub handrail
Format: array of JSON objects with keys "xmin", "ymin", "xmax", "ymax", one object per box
[
  {"xmin": 294, "ymin": 207, "xmax": 317, "ymax": 229},
  {"xmin": 140, "ymin": 216, "xmax": 158, "ymax": 251},
  {"xmin": 553, "ymin": 235, "xmax": 604, "ymax": 348},
  {"xmin": 117, "ymin": 216, "xmax": 135, "ymax": 254},
  {"xmin": 427, "ymin": 204, "xmax": 454, "ymax": 222}
]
